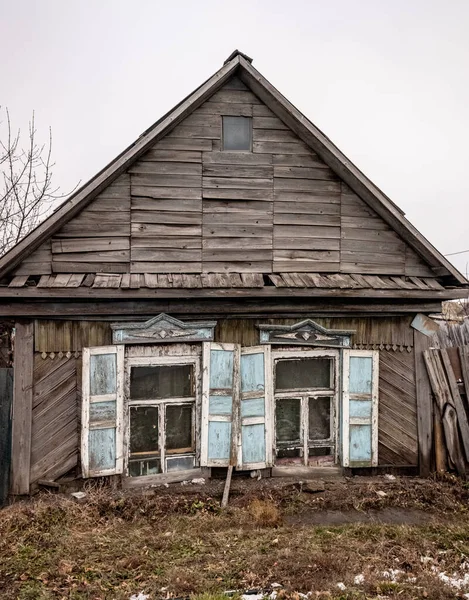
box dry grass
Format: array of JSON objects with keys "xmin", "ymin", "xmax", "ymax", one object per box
[
  {"xmin": 1, "ymin": 476, "xmax": 469, "ymax": 599},
  {"xmin": 248, "ymin": 499, "xmax": 281, "ymax": 527}
]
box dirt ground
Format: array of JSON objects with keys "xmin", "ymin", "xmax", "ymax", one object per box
[{"xmin": 1, "ymin": 473, "xmax": 469, "ymax": 600}]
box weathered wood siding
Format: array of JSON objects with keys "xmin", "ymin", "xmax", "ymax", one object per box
[
  {"xmin": 16, "ymin": 76, "xmax": 433, "ymax": 278},
  {"xmin": 215, "ymin": 316, "xmax": 414, "ymax": 348},
  {"xmin": 378, "ymin": 349, "xmax": 418, "ymax": 466},
  {"xmin": 34, "ymin": 320, "xmax": 112, "ymax": 353},
  {"xmin": 30, "ymin": 354, "xmax": 79, "ymax": 486}
]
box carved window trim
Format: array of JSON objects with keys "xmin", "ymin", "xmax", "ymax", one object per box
[
  {"xmin": 258, "ymin": 319, "xmax": 354, "ymax": 348},
  {"xmin": 111, "ymin": 313, "xmax": 217, "ymax": 345}
]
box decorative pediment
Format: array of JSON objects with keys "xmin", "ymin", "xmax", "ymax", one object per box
[
  {"xmin": 111, "ymin": 314, "xmax": 216, "ymax": 344},
  {"xmin": 258, "ymin": 319, "xmax": 355, "ymax": 347}
]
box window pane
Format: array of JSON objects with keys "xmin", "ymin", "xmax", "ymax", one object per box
[
  {"xmin": 130, "ymin": 364, "xmax": 193, "ymax": 400},
  {"xmin": 166, "ymin": 455, "xmax": 194, "ymax": 472},
  {"xmin": 223, "ymin": 116, "xmax": 251, "ymax": 150},
  {"xmin": 166, "ymin": 404, "xmax": 193, "ymax": 452},
  {"xmin": 276, "ymin": 398, "xmax": 301, "ymax": 442},
  {"xmin": 308, "ymin": 397, "xmax": 331, "ymax": 441},
  {"xmin": 275, "ymin": 358, "xmax": 331, "ymax": 391},
  {"xmin": 130, "ymin": 406, "xmax": 159, "ymax": 455},
  {"xmin": 90, "ymin": 353, "xmax": 116, "ymax": 396},
  {"xmin": 129, "ymin": 458, "xmax": 161, "ymax": 477}
]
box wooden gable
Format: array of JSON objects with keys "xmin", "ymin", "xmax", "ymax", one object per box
[{"xmin": 13, "ymin": 76, "xmax": 434, "ymax": 279}]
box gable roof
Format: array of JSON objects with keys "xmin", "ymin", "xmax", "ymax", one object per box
[{"xmin": 0, "ymin": 50, "xmax": 466, "ymax": 285}]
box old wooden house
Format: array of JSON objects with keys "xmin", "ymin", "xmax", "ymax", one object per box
[{"xmin": 1, "ymin": 50, "xmax": 467, "ymax": 496}]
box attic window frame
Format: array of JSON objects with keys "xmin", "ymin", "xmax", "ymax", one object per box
[{"xmin": 222, "ymin": 116, "xmax": 252, "ymax": 152}]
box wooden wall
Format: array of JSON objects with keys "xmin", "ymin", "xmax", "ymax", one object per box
[
  {"xmin": 14, "ymin": 76, "xmax": 433, "ymax": 278},
  {"xmin": 30, "ymin": 354, "xmax": 79, "ymax": 487},
  {"xmin": 27, "ymin": 315, "xmax": 418, "ymax": 485},
  {"xmin": 378, "ymin": 349, "xmax": 418, "ymax": 466}
]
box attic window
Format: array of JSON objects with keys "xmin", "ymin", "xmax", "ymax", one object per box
[{"xmin": 222, "ymin": 116, "xmax": 252, "ymax": 151}]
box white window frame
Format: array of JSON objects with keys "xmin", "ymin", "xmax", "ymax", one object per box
[
  {"xmin": 124, "ymin": 354, "xmax": 201, "ymax": 477},
  {"xmin": 272, "ymin": 349, "xmax": 339, "ymax": 466}
]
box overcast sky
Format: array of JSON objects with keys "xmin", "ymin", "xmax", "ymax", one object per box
[{"xmin": 1, "ymin": 0, "xmax": 468, "ymax": 276}]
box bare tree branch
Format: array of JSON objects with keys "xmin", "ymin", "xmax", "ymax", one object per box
[{"xmin": 0, "ymin": 107, "xmax": 78, "ymax": 255}]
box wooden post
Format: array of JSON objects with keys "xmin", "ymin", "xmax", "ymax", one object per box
[
  {"xmin": 221, "ymin": 465, "xmax": 233, "ymax": 508},
  {"xmin": 11, "ymin": 321, "xmax": 34, "ymax": 495},
  {"xmin": 414, "ymin": 331, "xmax": 433, "ymax": 476},
  {"xmin": 433, "ymin": 405, "xmax": 446, "ymax": 472}
]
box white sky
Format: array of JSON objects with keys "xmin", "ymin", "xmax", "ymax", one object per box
[{"xmin": 1, "ymin": 0, "xmax": 468, "ymax": 276}]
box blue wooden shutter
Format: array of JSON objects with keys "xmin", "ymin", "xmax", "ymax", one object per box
[
  {"xmin": 239, "ymin": 346, "xmax": 272, "ymax": 469},
  {"xmin": 82, "ymin": 346, "xmax": 124, "ymax": 477},
  {"xmin": 342, "ymin": 349, "xmax": 379, "ymax": 467},
  {"xmin": 201, "ymin": 343, "xmax": 239, "ymax": 467}
]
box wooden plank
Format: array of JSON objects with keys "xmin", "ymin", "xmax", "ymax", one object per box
[
  {"xmin": 203, "ymin": 211, "xmax": 272, "ymax": 226},
  {"xmin": 202, "ymin": 261, "xmax": 271, "ymax": 274},
  {"xmin": 9, "ymin": 275, "xmax": 29, "ymax": 288},
  {"xmin": 128, "ymin": 162, "xmax": 202, "ymax": 175},
  {"xmin": 0, "ymin": 368, "xmax": 13, "ymax": 505},
  {"xmin": 253, "ymin": 141, "xmax": 311, "ymax": 154},
  {"xmin": 414, "ymin": 330, "xmax": 433, "ymax": 476},
  {"xmin": 273, "ymin": 238, "xmax": 340, "ymax": 254},
  {"xmin": 203, "ymin": 151, "xmax": 272, "ymax": 165},
  {"xmin": 203, "ymin": 224, "xmax": 271, "ymax": 238},
  {"xmin": 253, "ymin": 128, "xmax": 300, "ymax": 143},
  {"xmin": 221, "ymin": 465, "xmax": 233, "ymax": 508},
  {"xmin": 131, "ymin": 261, "xmax": 202, "ymax": 274},
  {"xmin": 203, "ymin": 176, "xmax": 272, "ymax": 190},
  {"xmin": 272, "ymin": 153, "xmax": 327, "ymax": 167},
  {"xmin": 52, "ymin": 262, "xmax": 128, "ymax": 274},
  {"xmin": 131, "ymin": 197, "xmax": 201, "ymax": 212},
  {"xmin": 203, "ymin": 237, "xmax": 271, "ymax": 251},
  {"xmin": 131, "ymin": 173, "xmax": 201, "ymax": 188},
  {"xmin": 11, "ymin": 321, "xmax": 34, "ymax": 495},
  {"xmin": 274, "ymin": 225, "xmax": 340, "ymax": 239},
  {"xmin": 203, "ymin": 164, "xmax": 272, "ymax": 178},
  {"xmin": 155, "ymin": 138, "xmax": 212, "ymax": 151},
  {"xmin": 131, "ymin": 186, "xmax": 201, "ymax": 200},
  {"xmin": 253, "ymin": 116, "xmax": 289, "ymax": 130},
  {"xmin": 51, "ymin": 250, "xmax": 130, "ymax": 263},
  {"xmin": 458, "ymin": 346, "xmax": 469, "ymax": 400},
  {"xmin": 441, "ymin": 348, "xmax": 469, "ymax": 461},
  {"xmin": 66, "ymin": 274, "xmax": 85, "ymax": 287},
  {"xmin": 273, "ymin": 213, "xmax": 340, "ymax": 227},
  {"xmin": 275, "ymin": 201, "xmax": 340, "ymax": 215},
  {"xmin": 52, "ymin": 238, "xmax": 130, "ymax": 254},
  {"xmin": 140, "ymin": 149, "xmax": 202, "ymax": 162},
  {"xmin": 202, "ymin": 188, "xmax": 273, "ymax": 201},
  {"xmin": 209, "ymin": 89, "xmax": 262, "ymax": 104},
  {"xmin": 131, "ymin": 223, "xmax": 201, "ymax": 237},
  {"xmin": 132, "ymin": 236, "xmax": 201, "ymax": 249},
  {"xmin": 131, "ymin": 248, "xmax": 202, "ymax": 261},
  {"xmin": 275, "ymin": 179, "xmax": 340, "ymax": 193},
  {"xmin": 132, "ymin": 211, "xmax": 202, "ymax": 225},
  {"xmin": 196, "ymin": 102, "xmax": 253, "ymax": 116},
  {"xmin": 167, "ymin": 125, "xmax": 220, "ymax": 140}
]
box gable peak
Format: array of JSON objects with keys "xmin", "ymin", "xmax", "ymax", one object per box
[{"xmin": 224, "ymin": 49, "xmax": 253, "ymax": 65}]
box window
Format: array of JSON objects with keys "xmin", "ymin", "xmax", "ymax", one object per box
[
  {"xmin": 273, "ymin": 351, "xmax": 337, "ymax": 467},
  {"xmin": 126, "ymin": 358, "xmax": 198, "ymax": 477},
  {"xmin": 222, "ymin": 116, "xmax": 252, "ymax": 151}
]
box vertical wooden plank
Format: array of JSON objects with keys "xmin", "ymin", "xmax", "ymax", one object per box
[
  {"xmin": 0, "ymin": 368, "xmax": 13, "ymax": 504},
  {"xmin": 414, "ymin": 330, "xmax": 433, "ymax": 476},
  {"xmin": 11, "ymin": 321, "xmax": 34, "ymax": 495},
  {"xmin": 440, "ymin": 348, "xmax": 469, "ymax": 461}
]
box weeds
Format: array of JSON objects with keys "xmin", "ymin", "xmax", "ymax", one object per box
[
  {"xmin": 248, "ymin": 499, "xmax": 281, "ymax": 527},
  {"xmin": 1, "ymin": 478, "xmax": 468, "ymax": 599}
]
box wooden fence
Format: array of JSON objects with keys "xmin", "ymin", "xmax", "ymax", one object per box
[{"xmin": 0, "ymin": 368, "xmax": 13, "ymax": 505}]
